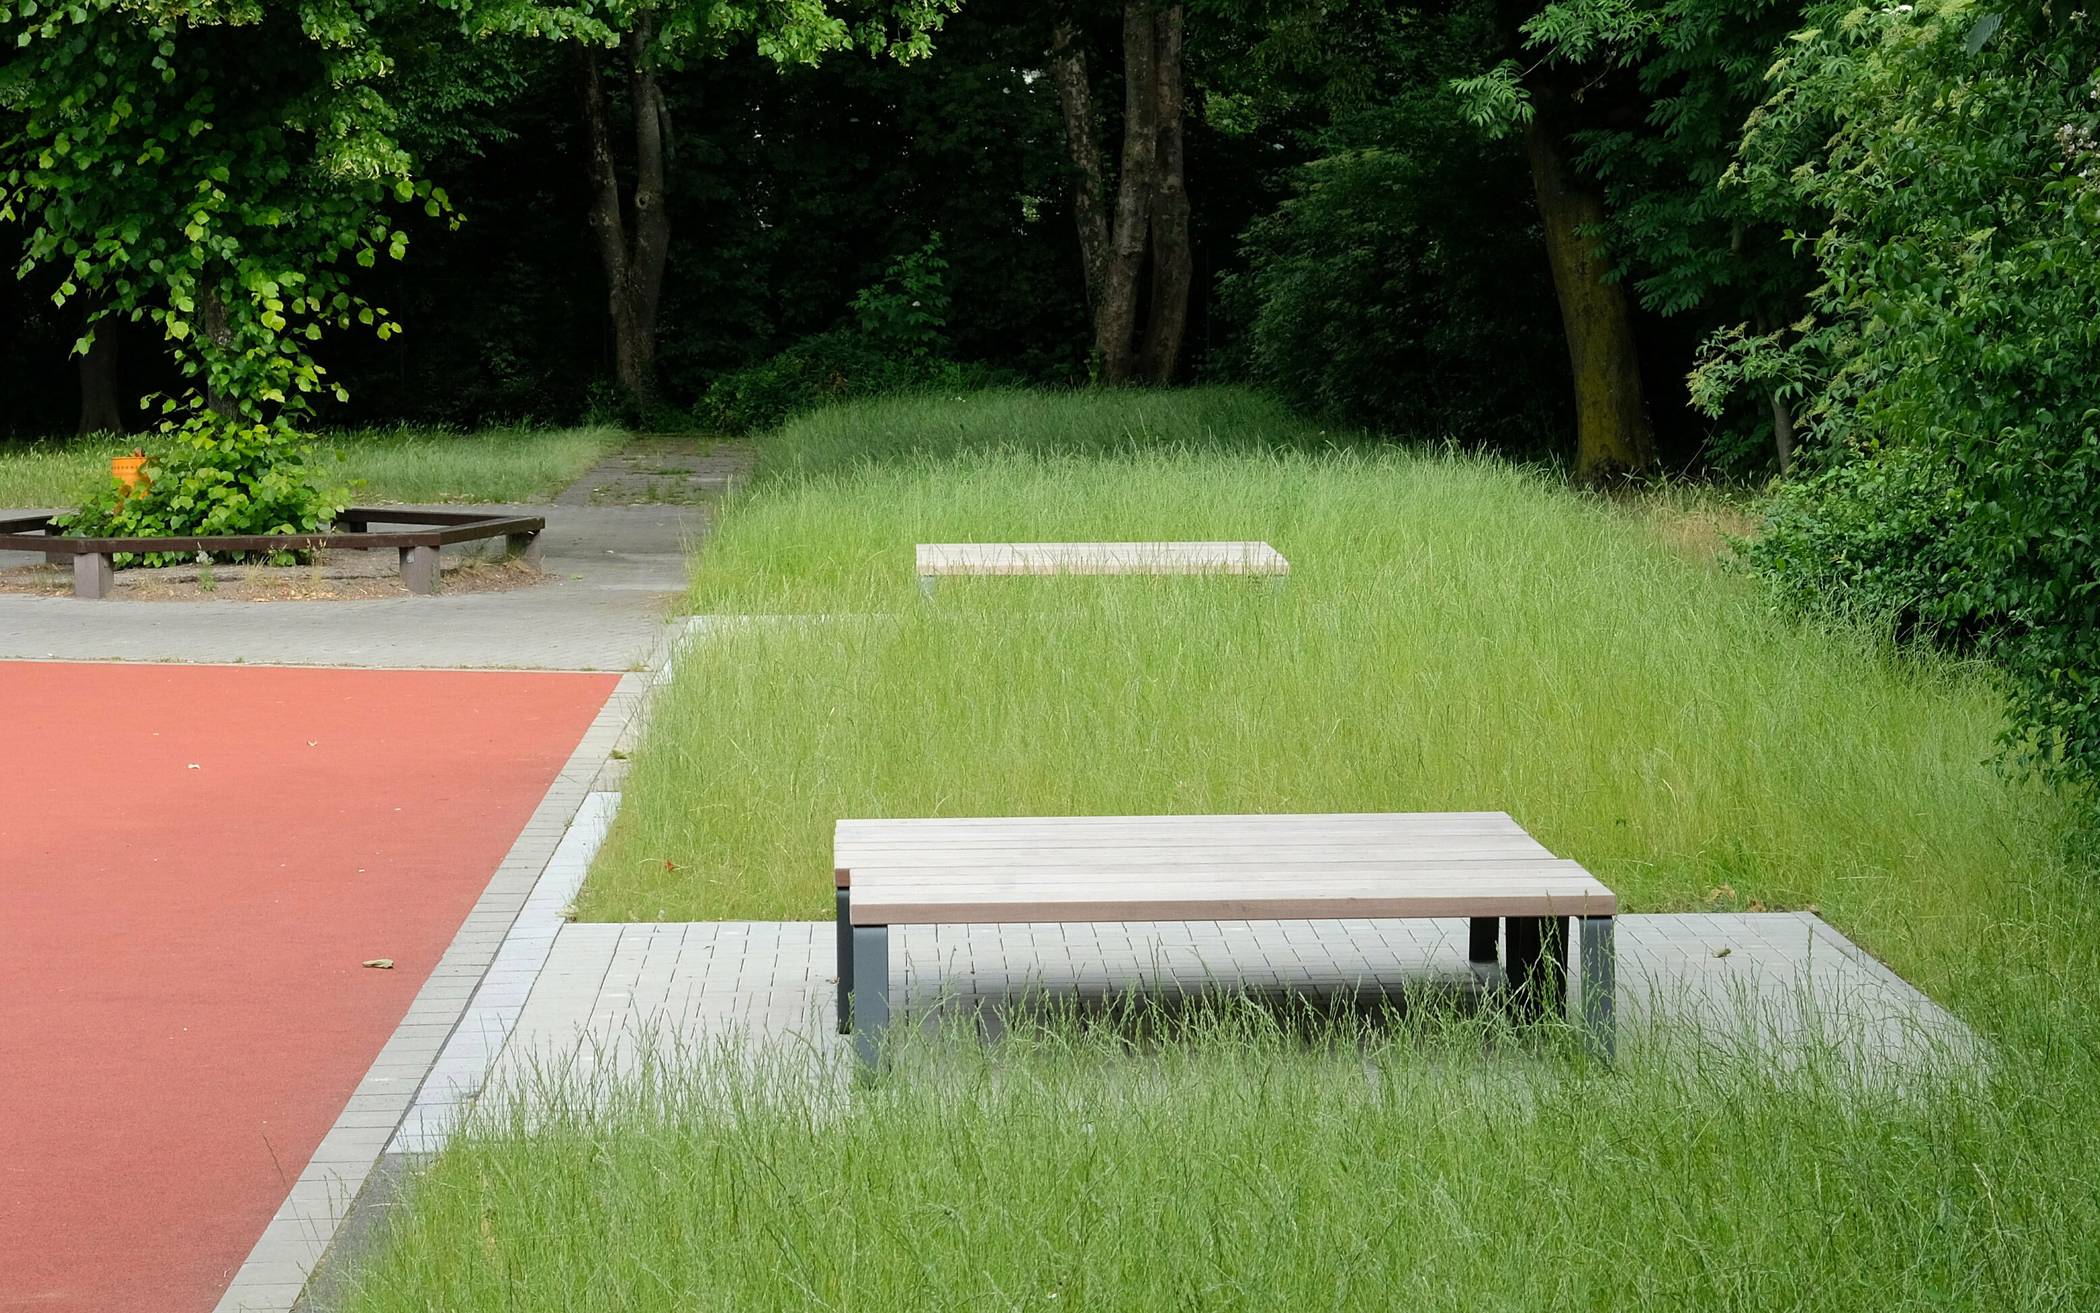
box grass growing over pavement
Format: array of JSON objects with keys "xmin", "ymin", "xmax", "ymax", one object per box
[
  {"xmin": 315, "ymin": 424, "xmax": 623, "ymax": 503},
  {"xmin": 343, "ymin": 1004, "xmax": 2096, "ymax": 1312},
  {"xmin": 0, "ymin": 424, "xmax": 621, "ymax": 507},
  {"xmin": 582, "ymin": 391, "xmax": 2078, "ymax": 1012},
  {"xmin": 346, "ymin": 388, "xmax": 2100, "ymax": 1312}
]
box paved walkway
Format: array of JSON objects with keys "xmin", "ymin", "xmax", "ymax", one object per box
[
  {"xmin": 552, "ymin": 438, "xmax": 751, "ymax": 507},
  {"xmin": 427, "ymin": 912, "xmax": 1968, "ymax": 1127},
  {"xmin": 1, "ymin": 445, "xmax": 742, "ymax": 1311},
  {"xmin": 0, "ymin": 504, "xmax": 706, "ymax": 670}
]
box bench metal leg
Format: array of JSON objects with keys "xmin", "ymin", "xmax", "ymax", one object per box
[
  {"xmin": 506, "ymin": 530, "xmax": 544, "ymax": 567},
  {"xmin": 851, "ymin": 924, "xmax": 891, "ymax": 1072},
  {"xmin": 836, "ymin": 888, "xmax": 853, "ymax": 1034},
  {"xmin": 73, "ymin": 551, "xmax": 113, "ymax": 599},
  {"xmin": 1580, "ymin": 915, "xmax": 1616, "ymax": 1063},
  {"xmin": 916, "ymin": 574, "xmax": 936, "ymax": 599},
  {"xmin": 399, "ymin": 544, "xmax": 440, "ymax": 595},
  {"xmin": 1468, "ymin": 916, "xmax": 1499, "ymax": 965},
  {"xmin": 1505, "ymin": 916, "xmax": 1568, "ymax": 1024}
]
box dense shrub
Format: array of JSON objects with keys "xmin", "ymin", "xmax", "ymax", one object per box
[
  {"xmin": 1738, "ymin": 444, "xmax": 1970, "ymax": 647},
  {"xmin": 1719, "ymin": 1, "xmax": 2100, "ymax": 791},
  {"xmin": 56, "ymin": 412, "xmax": 344, "ymax": 565},
  {"xmin": 1220, "ymin": 145, "xmax": 1568, "ymax": 454},
  {"xmin": 696, "ymin": 237, "xmax": 1005, "ymax": 434}
]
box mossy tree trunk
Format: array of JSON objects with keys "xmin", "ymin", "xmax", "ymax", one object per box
[
  {"xmin": 1135, "ymin": 3, "xmax": 1191, "ymax": 383},
  {"xmin": 1520, "ymin": 116, "xmax": 1656, "ymax": 483}
]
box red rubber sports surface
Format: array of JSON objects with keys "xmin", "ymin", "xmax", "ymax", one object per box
[{"xmin": 0, "ymin": 662, "xmax": 618, "ymax": 1313}]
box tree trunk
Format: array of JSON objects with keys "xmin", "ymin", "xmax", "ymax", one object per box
[
  {"xmin": 1135, "ymin": 3, "xmax": 1190, "ymax": 382},
  {"xmin": 1095, "ymin": 3, "xmax": 1159, "ymax": 384},
  {"xmin": 1520, "ymin": 118, "xmax": 1655, "ymax": 483},
  {"xmin": 579, "ymin": 17, "xmax": 671, "ymax": 418},
  {"xmin": 201, "ymin": 286, "xmax": 236, "ymax": 418},
  {"xmin": 1769, "ymin": 390, "xmax": 1794, "ymax": 473},
  {"xmin": 1049, "ymin": 14, "xmax": 1109, "ymax": 314},
  {"xmin": 1752, "ymin": 310, "xmax": 1795, "ymax": 473},
  {"xmin": 76, "ymin": 307, "xmax": 123, "ymax": 435}
]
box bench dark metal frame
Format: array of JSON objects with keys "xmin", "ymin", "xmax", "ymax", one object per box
[{"xmin": 0, "ymin": 507, "xmax": 544, "ymax": 598}]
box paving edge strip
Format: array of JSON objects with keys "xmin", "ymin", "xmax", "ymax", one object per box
[{"xmin": 210, "ymin": 622, "xmax": 697, "ymax": 1313}]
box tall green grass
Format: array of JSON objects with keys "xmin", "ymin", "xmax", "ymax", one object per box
[
  {"xmin": 0, "ymin": 424, "xmax": 621, "ymax": 507},
  {"xmin": 749, "ymin": 385, "xmax": 1369, "ymax": 479},
  {"xmin": 348, "ymin": 388, "xmax": 2099, "ymax": 1312},
  {"xmin": 342, "ymin": 1005, "xmax": 2095, "ymax": 1313},
  {"xmin": 316, "ymin": 424, "xmax": 624, "ymax": 503},
  {"xmin": 585, "ymin": 394, "xmax": 2083, "ymax": 1019}
]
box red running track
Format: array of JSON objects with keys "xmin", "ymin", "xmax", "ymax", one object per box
[{"xmin": 0, "ymin": 661, "xmax": 618, "ymax": 1313}]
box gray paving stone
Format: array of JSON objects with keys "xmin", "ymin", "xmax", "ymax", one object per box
[
  {"xmin": 0, "ymin": 504, "xmax": 711, "ymax": 670},
  {"xmin": 483, "ymin": 913, "xmax": 1970, "ymax": 1097},
  {"xmin": 552, "ymin": 438, "xmax": 755, "ymax": 507}
]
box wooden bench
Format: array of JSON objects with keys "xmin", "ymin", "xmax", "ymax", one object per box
[
  {"xmin": 915, "ymin": 541, "xmax": 1288, "ymax": 595},
  {"xmin": 834, "ymin": 812, "xmax": 1617, "ymax": 1069},
  {"xmin": 0, "ymin": 508, "xmax": 543, "ymax": 597}
]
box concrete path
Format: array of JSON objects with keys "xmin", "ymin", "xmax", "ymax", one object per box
[
  {"xmin": 0, "ymin": 443, "xmax": 753, "ymax": 669},
  {"xmin": 438, "ymin": 912, "xmax": 1968, "ymax": 1126},
  {"xmin": 0, "ymin": 504, "xmax": 702, "ymax": 670},
  {"xmin": 552, "ymin": 437, "xmax": 751, "ymax": 507}
]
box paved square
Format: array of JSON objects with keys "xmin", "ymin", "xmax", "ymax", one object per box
[{"xmin": 447, "ymin": 912, "xmax": 1967, "ymax": 1118}]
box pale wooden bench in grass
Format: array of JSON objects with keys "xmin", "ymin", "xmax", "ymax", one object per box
[
  {"xmin": 834, "ymin": 812, "xmax": 1617, "ymax": 1070},
  {"xmin": 914, "ymin": 541, "xmax": 1289, "ymax": 596}
]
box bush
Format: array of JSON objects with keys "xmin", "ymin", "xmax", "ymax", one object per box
[
  {"xmin": 695, "ymin": 330, "xmax": 969, "ymax": 436},
  {"xmin": 695, "ymin": 236, "xmax": 1000, "ymax": 434},
  {"xmin": 1738, "ymin": 444, "xmax": 1972, "ymax": 648},
  {"xmin": 56, "ymin": 412, "xmax": 345, "ymax": 566},
  {"xmin": 1220, "ymin": 145, "xmax": 1568, "ymax": 453},
  {"xmin": 1721, "ymin": 1, "xmax": 2100, "ymax": 793}
]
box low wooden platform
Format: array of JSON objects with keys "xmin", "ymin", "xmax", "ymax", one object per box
[
  {"xmin": 835, "ymin": 812, "xmax": 1617, "ymax": 1068},
  {"xmin": 915, "ymin": 541, "xmax": 1287, "ymax": 594}
]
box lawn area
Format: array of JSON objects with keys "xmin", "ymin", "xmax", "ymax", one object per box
[
  {"xmin": 344, "ymin": 388, "xmax": 2100, "ymax": 1311},
  {"xmin": 346, "ymin": 1011, "xmax": 2085, "ymax": 1311},
  {"xmin": 580, "ymin": 391, "xmax": 2070, "ymax": 1008},
  {"xmin": 0, "ymin": 424, "xmax": 622, "ymax": 507}
]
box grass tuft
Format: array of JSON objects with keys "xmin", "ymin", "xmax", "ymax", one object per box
[{"xmin": 340, "ymin": 1002, "xmax": 2093, "ymax": 1312}]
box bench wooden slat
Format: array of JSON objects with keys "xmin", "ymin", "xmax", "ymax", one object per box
[
  {"xmin": 855, "ymin": 890, "xmax": 1615, "ymax": 925},
  {"xmin": 851, "ymin": 859, "xmax": 1616, "ymax": 922},
  {"xmin": 916, "ymin": 541, "xmax": 1288, "ymax": 577},
  {"xmin": 834, "ymin": 810, "xmax": 1620, "ymax": 1067},
  {"xmin": 838, "ymin": 812, "xmax": 1529, "ymax": 840},
  {"xmin": 838, "ymin": 841, "xmax": 1557, "ymax": 866},
  {"xmin": 847, "ymin": 859, "xmax": 1581, "ymax": 884}
]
